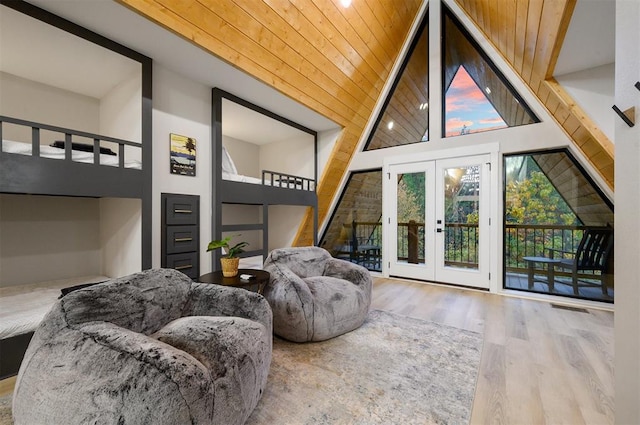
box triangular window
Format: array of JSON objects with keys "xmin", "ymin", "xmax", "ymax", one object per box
[
  {"xmin": 442, "ymin": 6, "xmax": 538, "ymax": 137},
  {"xmin": 319, "ymin": 170, "xmax": 382, "ymax": 271},
  {"xmin": 364, "ymin": 14, "xmax": 429, "ymax": 151},
  {"xmin": 445, "ymin": 65, "xmax": 507, "ymax": 136}
]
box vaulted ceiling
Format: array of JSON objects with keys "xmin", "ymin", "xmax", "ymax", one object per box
[
  {"xmin": 455, "ymin": 0, "xmax": 614, "ymax": 190},
  {"xmin": 118, "ymin": 0, "xmax": 423, "ymax": 245},
  {"xmin": 119, "ymin": 0, "xmax": 614, "ymax": 245}
]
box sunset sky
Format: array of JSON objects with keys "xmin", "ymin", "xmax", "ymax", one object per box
[{"xmin": 445, "ymin": 66, "xmax": 507, "ymax": 137}]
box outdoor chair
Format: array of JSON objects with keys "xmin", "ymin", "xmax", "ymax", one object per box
[
  {"xmin": 549, "ymin": 227, "xmax": 614, "ymax": 296},
  {"xmin": 349, "ymin": 220, "xmax": 381, "ymax": 270}
]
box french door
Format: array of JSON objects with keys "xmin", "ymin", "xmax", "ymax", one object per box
[{"xmin": 386, "ymin": 155, "xmax": 491, "ymax": 289}]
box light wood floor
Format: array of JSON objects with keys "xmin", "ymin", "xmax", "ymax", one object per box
[
  {"xmin": 372, "ymin": 277, "xmax": 614, "ymax": 425},
  {"xmin": 0, "ymin": 277, "xmax": 614, "ymax": 424}
]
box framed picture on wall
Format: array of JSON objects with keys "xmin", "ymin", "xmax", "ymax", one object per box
[{"xmin": 170, "ymin": 133, "xmax": 196, "ymax": 176}]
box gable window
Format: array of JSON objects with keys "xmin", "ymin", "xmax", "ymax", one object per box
[
  {"xmin": 503, "ymin": 150, "xmax": 614, "ymax": 303},
  {"xmin": 364, "ymin": 15, "xmax": 429, "ymax": 151},
  {"xmin": 442, "ymin": 6, "xmax": 538, "ymax": 137},
  {"xmin": 320, "ymin": 170, "xmax": 382, "ymax": 271}
]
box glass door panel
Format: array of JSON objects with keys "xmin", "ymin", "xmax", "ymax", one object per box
[
  {"xmin": 435, "ymin": 156, "xmax": 490, "ymax": 288},
  {"xmin": 388, "ymin": 162, "xmax": 434, "ymax": 281},
  {"xmin": 442, "ymin": 165, "xmax": 480, "ymax": 271},
  {"xmin": 386, "ymin": 155, "xmax": 491, "ymax": 289},
  {"xmin": 397, "ymin": 172, "xmax": 426, "ymax": 265}
]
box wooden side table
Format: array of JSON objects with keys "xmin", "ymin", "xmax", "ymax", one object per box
[
  {"xmin": 198, "ymin": 269, "xmax": 270, "ymax": 294},
  {"xmin": 523, "ymin": 256, "xmax": 561, "ymax": 292}
]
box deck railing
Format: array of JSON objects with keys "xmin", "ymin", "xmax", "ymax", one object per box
[
  {"xmin": 346, "ymin": 222, "xmax": 598, "ymax": 274},
  {"xmin": 504, "ymin": 224, "xmax": 587, "ymax": 273}
]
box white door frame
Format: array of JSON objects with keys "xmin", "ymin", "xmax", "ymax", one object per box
[{"xmin": 382, "ymin": 143, "xmax": 501, "ymax": 292}]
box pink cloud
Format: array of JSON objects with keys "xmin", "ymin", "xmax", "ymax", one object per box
[
  {"xmin": 479, "ymin": 117, "xmax": 506, "ymax": 125},
  {"xmin": 446, "ymin": 67, "xmax": 488, "ymax": 112},
  {"xmin": 446, "ymin": 117, "xmax": 474, "ymax": 135}
]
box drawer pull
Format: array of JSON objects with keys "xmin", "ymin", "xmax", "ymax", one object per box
[
  {"xmin": 174, "ymin": 237, "xmax": 193, "ymax": 242},
  {"xmin": 175, "ymin": 264, "xmax": 193, "ymax": 270},
  {"xmin": 174, "ymin": 209, "xmax": 193, "ymax": 214}
]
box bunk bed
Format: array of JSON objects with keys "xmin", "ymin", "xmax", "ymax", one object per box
[
  {"xmin": 0, "ymin": 1, "xmax": 152, "ymax": 379},
  {"xmin": 210, "ymin": 88, "xmax": 318, "ymax": 270}
]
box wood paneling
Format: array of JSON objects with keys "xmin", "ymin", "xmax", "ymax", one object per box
[
  {"xmin": 366, "ymin": 21, "xmax": 429, "ymax": 150},
  {"xmin": 118, "ymin": 0, "xmax": 422, "ymax": 245},
  {"xmin": 533, "ymin": 152, "xmax": 613, "ymax": 227},
  {"xmin": 321, "ymin": 170, "xmax": 382, "ymax": 254},
  {"xmin": 443, "ymin": 11, "xmax": 535, "ymax": 129},
  {"xmin": 455, "ymin": 0, "xmax": 614, "ymax": 190}
]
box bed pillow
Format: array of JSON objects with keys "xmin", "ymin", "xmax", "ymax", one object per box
[
  {"xmin": 51, "ymin": 141, "xmax": 117, "ymax": 156},
  {"xmin": 221, "ymin": 146, "xmax": 238, "ymax": 175}
]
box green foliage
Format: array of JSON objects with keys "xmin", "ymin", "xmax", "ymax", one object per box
[
  {"xmin": 505, "ymin": 171, "xmax": 578, "ymax": 225},
  {"xmin": 397, "ymin": 173, "xmax": 425, "ymax": 222},
  {"xmin": 206, "ymin": 235, "xmax": 249, "ymax": 258}
]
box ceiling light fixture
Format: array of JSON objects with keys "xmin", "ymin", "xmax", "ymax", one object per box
[
  {"xmin": 485, "ymin": 87, "xmax": 491, "ymax": 94},
  {"xmin": 387, "ymin": 121, "xmax": 394, "ymax": 130},
  {"xmin": 340, "ymin": 0, "xmax": 352, "ymax": 7}
]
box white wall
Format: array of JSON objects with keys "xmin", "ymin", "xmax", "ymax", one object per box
[
  {"xmin": 318, "ymin": 128, "xmax": 341, "ymax": 180},
  {"xmin": 0, "ymin": 71, "xmax": 99, "ymax": 142},
  {"xmin": 152, "ymin": 65, "xmax": 212, "ymax": 273},
  {"xmin": 223, "ymin": 135, "xmax": 259, "ymax": 178},
  {"xmin": 268, "ymin": 205, "xmax": 309, "ymax": 250},
  {"xmin": 259, "ymin": 134, "xmax": 314, "ymax": 249},
  {"xmin": 0, "ymin": 194, "xmax": 102, "ymax": 286},
  {"xmin": 614, "ymin": 1, "xmax": 640, "ymax": 422},
  {"xmin": 99, "ymin": 198, "xmax": 141, "ymax": 278},
  {"xmin": 555, "ymin": 63, "xmax": 615, "ymax": 142},
  {"xmin": 100, "ymin": 69, "xmax": 142, "ymax": 160},
  {"xmin": 260, "ymin": 134, "xmax": 315, "ymax": 179},
  {"xmin": 98, "ymin": 70, "xmax": 143, "ymax": 277}
]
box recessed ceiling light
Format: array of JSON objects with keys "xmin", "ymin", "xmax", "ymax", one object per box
[
  {"xmin": 387, "ymin": 121, "xmax": 394, "ymax": 130},
  {"xmin": 340, "ymin": 0, "xmax": 352, "ymax": 7},
  {"xmin": 485, "ymin": 87, "xmax": 491, "ymax": 94}
]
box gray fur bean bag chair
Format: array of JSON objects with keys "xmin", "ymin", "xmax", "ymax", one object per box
[
  {"xmin": 263, "ymin": 246, "xmax": 372, "ymax": 342},
  {"xmin": 12, "ymin": 268, "xmax": 272, "ymax": 425}
]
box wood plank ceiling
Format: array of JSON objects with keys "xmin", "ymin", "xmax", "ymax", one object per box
[
  {"xmin": 118, "ymin": 0, "xmax": 422, "ymax": 245},
  {"xmin": 454, "ymin": 0, "xmax": 614, "ymax": 190},
  {"xmin": 119, "ymin": 0, "xmax": 613, "ymax": 247}
]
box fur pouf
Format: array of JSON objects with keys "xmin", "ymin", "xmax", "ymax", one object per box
[
  {"xmin": 263, "ymin": 247, "xmax": 372, "ymax": 342},
  {"xmin": 12, "ymin": 268, "xmax": 272, "ymax": 425}
]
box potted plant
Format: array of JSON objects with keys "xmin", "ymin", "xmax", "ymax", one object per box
[{"xmin": 207, "ymin": 235, "xmax": 249, "ymax": 277}]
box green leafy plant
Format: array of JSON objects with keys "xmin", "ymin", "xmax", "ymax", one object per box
[{"xmin": 206, "ymin": 235, "xmax": 249, "ymax": 258}]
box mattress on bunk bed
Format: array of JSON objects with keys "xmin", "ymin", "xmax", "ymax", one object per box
[
  {"xmin": 2, "ymin": 139, "xmax": 142, "ymax": 169},
  {"xmin": 222, "ymin": 171, "xmax": 313, "ymax": 190},
  {"xmin": 221, "ymin": 146, "xmax": 313, "ymax": 190},
  {"xmin": 0, "ymin": 275, "xmax": 109, "ymax": 339}
]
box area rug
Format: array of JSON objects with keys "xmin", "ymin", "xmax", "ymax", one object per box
[
  {"xmin": 0, "ymin": 310, "xmax": 483, "ymax": 425},
  {"xmin": 246, "ymin": 310, "xmax": 483, "ymax": 424},
  {"xmin": 0, "ymin": 395, "xmax": 9, "ymax": 425}
]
